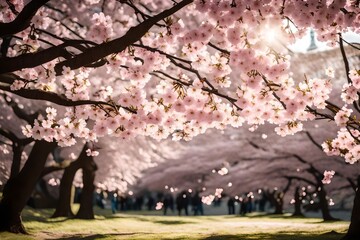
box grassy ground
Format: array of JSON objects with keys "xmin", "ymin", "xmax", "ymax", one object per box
[{"xmin": 0, "ymin": 207, "xmax": 349, "ymax": 240}]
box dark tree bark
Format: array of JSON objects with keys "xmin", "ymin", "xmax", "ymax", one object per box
[
  {"xmin": 52, "ymin": 145, "xmax": 87, "ymax": 218},
  {"xmin": 75, "ymin": 154, "xmax": 97, "ymax": 219},
  {"xmin": 40, "ymin": 165, "xmax": 64, "ymax": 179},
  {"xmin": 0, "ymin": 0, "xmax": 51, "ymax": 37},
  {"xmin": 9, "ymin": 143, "xmax": 24, "ymax": 179},
  {"xmin": 271, "ymin": 179, "xmax": 291, "ymax": 215},
  {"xmin": 317, "ymin": 184, "xmax": 336, "ymax": 221},
  {"xmin": 0, "ymin": 140, "xmax": 56, "ymax": 233},
  {"xmin": 267, "ymin": 190, "xmax": 284, "ymax": 214},
  {"xmin": 292, "ymin": 186, "xmax": 303, "ymax": 217},
  {"xmin": 274, "ymin": 191, "xmax": 284, "ymax": 214},
  {"xmin": 341, "ymin": 176, "xmax": 360, "ymax": 240},
  {"xmin": 0, "ymin": 128, "xmax": 28, "ymax": 180}
]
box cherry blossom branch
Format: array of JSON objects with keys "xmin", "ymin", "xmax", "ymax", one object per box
[
  {"xmin": 338, "ymin": 34, "xmax": 360, "ymax": 113},
  {"xmin": 36, "ymin": 29, "xmax": 97, "ymax": 47},
  {"xmin": 346, "ymin": 126, "xmax": 360, "ymax": 143},
  {"xmin": 44, "ymin": 4, "xmax": 85, "ymax": 28},
  {"xmin": 132, "ymin": 43, "xmax": 218, "ymax": 91},
  {"xmin": 0, "ymin": 85, "xmax": 136, "ymax": 113},
  {"xmin": 0, "ymin": 128, "xmax": 19, "ymax": 143},
  {"xmin": 0, "ymin": 127, "xmax": 33, "ymax": 146},
  {"xmin": 338, "ymin": 34, "xmax": 352, "ymax": 84},
  {"xmin": 133, "ymin": 44, "xmax": 241, "ymax": 109},
  {"xmin": 35, "ymin": 29, "xmax": 97, "ymax": 55},
  {"xmin": 11, "ymin": 33, "xmax": 57, "ymax": 49},
  {"xmin": 340, "ymin": 37, "xmax": 360, "ymax": 51},
  {"xmin": 123, "ymin": 1, "xmax": 152, "ymax": 22},
  {"xmin": 290, "ymin": 154, "xmax": 323, "ymax": 179},
  {"xmin": 284, "ymin": 175, "xmax": 316, "ymax": 187},
  {"xmin": 53, "ymin": 0, "xmax": 193, "ymax": 75},
  {"xmin": 303, "ymin": 131, "xmax": 323, "ymax": 151},
  {"xmin": 249, "ymin": 140, "xmax": 323, "ymax": 179},
  {"xmin": 241, "ymin": 155, "xmax": 291, "ymax": 162},
  {"xmin": 202, "ymin": 87, "xmax": 242, "ymax": 110},
  {"xmin": 169, "ymin": 58, "xmax": 217, "ymax": 90},
  {"xmin": 208, "ymin": 42, "xmax": 230, "ymax": 55},
  {"xmin": 0, "ymin": 1, "xmax": 192, "ymax": 75},
  {"xmin": 261, "ymin": 74, "xmax": 287, "ymax": 109},
  {"xmin": 311, "ymin": 100, "xmax": 360, "ymax": 129},
  {"xmin": 138, "ymin": 2, "xmax": 154, "ymax": 13},
  {"xmin": 248, "ymin": 140, "xmax": 268, "ymax": 151},
  {"xmin": 324, "ymin": 100, "xmax": 341, "ymax": 113},
  {"xmin": 151, "ymin": 71, "xmax": 191, "ymax": 86},
  {"xmin": 131, "ymin": 43, "xmax": 192, "ymax": 64},
  {"xmin": 0, "ymin": 0, "xmax": 50, "ymax": 37},
  {"xmin": 5, "ymin": 0, "xmax": 19, "ymax": 15},
  {"xmin": 0, "ymin": 40, "xmax": 98, "ymax": 74},
  {"xmin": 47, "ymin": 16, "xmax": 86, "ymax": 40},
  {"xmin": 306, "ymin": 106, "xmax": 334, "ymax": 121},
  {"xmin": 152, "ymin": 70, "xmax": 241, "ymax": 110}
]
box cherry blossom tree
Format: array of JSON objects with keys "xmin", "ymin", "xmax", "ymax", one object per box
[
  {"xmin": 50, "ymin": 135, "xmax": 176, "ymax": 218},
  {"xmin": 0, "ymin": 94, "xmax": 174, "ymax": 227},
  {"xmin": 0, "ymin": 0, "xmax": 359, "ymax": 238},
  {"xmin": 138, "ymin": 124, "xmax": 360, "ymax": 220}
]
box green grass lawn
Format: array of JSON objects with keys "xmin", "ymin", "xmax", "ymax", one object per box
[{"xmin": 0, "ymin": 207, "xmax": 349, "ymax": 240}]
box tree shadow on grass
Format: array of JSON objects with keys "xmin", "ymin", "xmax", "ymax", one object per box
[
  {"xmin": 52, "ymin": 232, "xmax": 146, "ymax": 240},
  {"xmin": 199, "ymin": 231, "xmax": 345, "ymax": 240},
  {"xmin": 245, "ymin": 213, "xmax": 344, "ymax": 223},
  {"xmin": 245, "ymin": 213, "xmax": 297, "ymax": 219},
  {"xmin": 303, "ymin": 219, "xmax": 345, "ymax": 224},
  {"xmin": 153, "ymin": 220, "xmax": 194, "ymax": 225},
  {"xmin": 118, "ymin": 215, "xmax": 194, "ymax": 225}
]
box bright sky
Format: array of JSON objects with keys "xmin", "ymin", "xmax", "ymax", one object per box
[{"xmin": 289, "ymin": 29, "xmax": 360, "ymax": 53}]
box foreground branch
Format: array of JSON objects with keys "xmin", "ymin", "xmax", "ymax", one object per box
[
  {"xmin": 0, "ymin": 0, "xmax": 50, "ymax": 37},
  {"xmin": 0, "ymin": 85, "xmax": 135, "ymax": 113}
]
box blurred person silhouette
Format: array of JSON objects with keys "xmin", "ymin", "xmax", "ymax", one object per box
[
  {"xmin": 147, "ymin": 195, "xmax": 155, "ymax": 210},
  {"xmin": 227, "ymin": 196, "xmax": 235, "ymax": 215},
  {"xmin": 192, "ymin": 191, "xmax": 204, "ymax": 215},
  {"xmin": 163, "ymin": 194, "xmax": 172, "ymax": 215},
  {"xmin": 111, "ymin": 192, "xmax": 118, "ymax": 214},
  {"xmin": 176, "ymin": 191, "xmax": 189, "ymax": 216},
  {"xmin": 239, "ymin": 195, "xmax": 248, "ymax": 216}
]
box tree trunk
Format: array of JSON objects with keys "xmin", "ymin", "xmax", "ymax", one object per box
[
  {"xmin": 9, "ymin": 143, "xmax": 24, "ymax": 180},
  {"xmin": 0, "ymin": 140, "xmax": 56, "ymax": 233},
  {"xmin": 75, "ymin": 155, "xmax": 97, "ymax": 219},
  {"xmin": 51, "ymin": 145, "xmax": 87, "ymax": 218},
  {"xmin": 341, "ymin": 176, "xmax": 360, "ymax": 240},
  {"xmin": 318, "ymin": 185, "xmax": 336, "ymax": 221},
  {"xmin": 293, "ymin": 186, "xmax": 303, "ymax": 216},
  {"xmin": 274, "ymin": 192, "xmax": 284, "ymax": 214}
]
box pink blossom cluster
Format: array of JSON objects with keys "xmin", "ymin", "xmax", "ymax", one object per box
[
  {"xmin": 0, "ymin": 145, "xmax": 10, "ymax": 154},
  {"xmin": 341, "ymin": 71, "xmax": 360, "ymax": 104},
  {"xmin": 321, "ymin": 70, "xmax": 360, "ymax": 164},
  {"xmin": 0, "ymin": 0, "xmax": 23, "ymax": 22},
  {"xmin": 322, "ymin": 127, "xmax": 360, "ymax": 164},
  {"xmin": 201, "ymin": 194, "xmax": 215, "ymax": 205},
  {"xmin": 87, "ymin": 12, "xmax": 114, "ymax": 43},
  {"xmin": 86, "ymin": 149, "xmax": 99, "ymax": 157},
  {"xmin": 322, "ymin": 170, "xmax": 335, "ymax": 184}
]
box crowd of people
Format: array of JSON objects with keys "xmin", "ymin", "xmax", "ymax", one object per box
[{"xmin": 94, "ymin": 188, "xmax": 276, "ymax": 216}]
